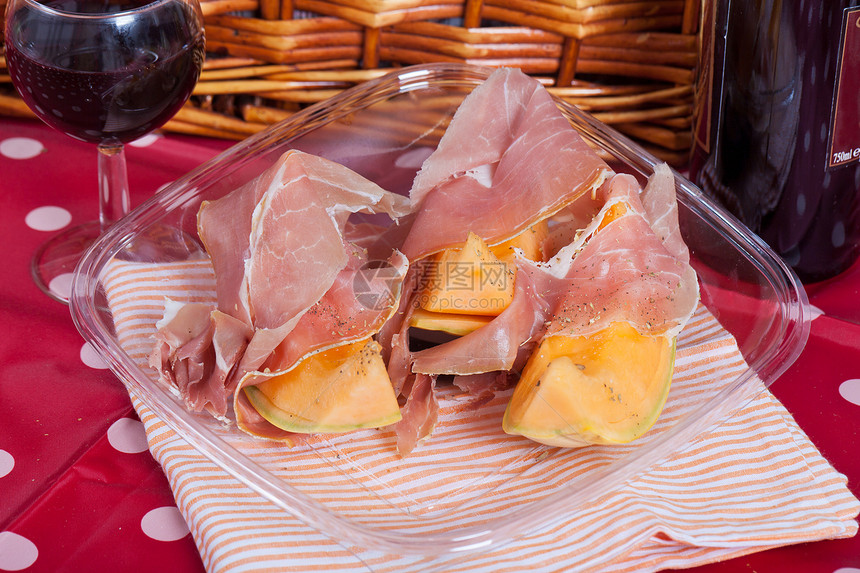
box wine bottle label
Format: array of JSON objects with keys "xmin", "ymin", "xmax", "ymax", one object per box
[{"xmin": 828, "ymin": 7, "xmax": 860, "ymax": 169}]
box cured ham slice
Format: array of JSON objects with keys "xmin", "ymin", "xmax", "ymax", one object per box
[
  {"xmin": 402, "ymin": 67, "xmax": 611, "ymax": 260},
  {"xmin": 211, "ymin": 151, "xmax": 405, "ymax": 327},
  {"xmin": 263, "ymin": 246, "xmax": 408, "ymax": 373},
  {"xmin": 238, "ymin": 151, "xmax": 412, "ymax": 375},
  {"xmin": 375, "ymin": 270, "xmax": 421, "ymax": 396},
  {"xmin": 234, "ymin": 248, "xmax": 409, "ymax": 437},
  {"xmin": 149, "ymin": 300, "xmax": 214, "ymax": 404},
  {"xmin": 392, "ymin": 373, "xmax": 439, "ymax": 456},
  {"xmin": 226, "ymin": 153, "xmax": 411, "ymax": 437},
  {"xmin": 546, "ymin": 215, "xmax": 697, "ymax": 339},
  {"xmin": 642, "ymin": 162, "xmax": 690, "ymax": 263},
  {"xmin": 148, "ymin": 300, "xmax": 246, "ymax": 417},
  {"xmin": 197, "ymin": 150, "xmax": 409, "ymax": 328},
  {"xmin": 410, "ymin": 268, "xmax": 549, "ymax": 375},
  {"xmin": 526, "ymin": 170, "xmax": 698, "ymax": 340},
  {"xmin": 209, "ymin": 310, "xmax": 254, "ymax": 397},
  {"xmin": 149, "ymin": 302, "xmax": 253, "ymax": 417},
  {"xmin": 197, "ymin": 177, "xmax": 270, "ymax": 325},
  {"xmin": 156, "ymin": 150, "xmax": 412, "ymax": 424},
  {"xmin": 452, "ymin": 370, "xmax": 515, "ymax": 410}
]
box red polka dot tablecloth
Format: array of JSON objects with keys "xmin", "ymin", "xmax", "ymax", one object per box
[{"xmin": 0, "ymin": 118, "xmax": 858, "ymax": 573}]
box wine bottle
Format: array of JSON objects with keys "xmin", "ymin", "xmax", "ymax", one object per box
[{"xmin": 690, "ymin": 0, "xmax": 860, "ymax": 282}]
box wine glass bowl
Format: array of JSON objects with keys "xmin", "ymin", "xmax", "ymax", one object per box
[{"xmin": 4, "ymin": 0, "xmax": 204, "ymax": 302}]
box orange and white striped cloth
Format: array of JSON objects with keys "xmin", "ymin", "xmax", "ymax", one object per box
[{"xmin": 101, "ymin": 258, "xmax": 859, "ymax": 573}]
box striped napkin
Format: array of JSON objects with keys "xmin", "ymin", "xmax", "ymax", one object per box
[{"xmin": 101, "ymin": 258, "xmax": 859, "ymax": 573}]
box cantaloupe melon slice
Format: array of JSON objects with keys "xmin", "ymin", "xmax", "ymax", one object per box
[
  {"xmin": 420, "ymin": 231, "xmax": 515, "ymax": 316},
  {"xmin": 489, "ymin": 220, "xmax": 549, "ymax": 263},
  {"xmin": 502, "ymin": 322, "xmax": 675, "ymax": 447},
  {"xmin": 409, "ymin": 307, "xmax": 494, "ymax": 336},
  {"xmin": 244, "ymin": 339, "xmax": 401, "ymax": 433}
]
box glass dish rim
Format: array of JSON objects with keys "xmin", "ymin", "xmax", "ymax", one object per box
[{"xmin": 69, "ymin": 62, "xmax": 811, "ymax": 556}]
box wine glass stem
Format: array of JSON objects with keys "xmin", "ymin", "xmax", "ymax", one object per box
[{"xmin": 97, "ymin": 142, "xmax": 131, "ymax": 231}]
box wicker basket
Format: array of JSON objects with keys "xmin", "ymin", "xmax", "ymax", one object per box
[{"xmin": 0, "ymin": 0, "xmax": 705, "ymax": 164}]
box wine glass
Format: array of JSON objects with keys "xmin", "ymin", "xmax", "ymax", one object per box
[{"xmin": 4, "ymin": 0, "xmax": 204, "ymax": 302}]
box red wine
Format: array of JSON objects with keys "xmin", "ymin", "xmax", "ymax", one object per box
[
  {"xmin": 5, "ymin": 0, "xmax": 203, "ymax": 144},
  {"xmin": 691, "ymin": 1, "xmax": 860, "ymax": 282}
]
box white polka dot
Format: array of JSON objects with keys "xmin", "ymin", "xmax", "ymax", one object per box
[
  {"xmin": 107, "ymin": 417, "xmax": 149, "ymax": 454},
  {"xmin": 140, "ymin": 507, "xmax": 190, "ymax": 541},
  {"xmin": 48, "ymin": 273, "xmax": 75, "ymax": 300},
  {"xmin": 0, "ymin": 137, "xmax": 44, "ymax": 160},
  {"xmin": 0, "ymin": 450, "xmax": 14, "ymax": 478},
  {"xmin": 796, "ymin": 194, "xmax": 806, "ymax": 215},
  {"xmin": 832, "ymin": 221, "xmax": 846, "ymax": 247},
  {"xmin": 0, "ymin": 531, "xmax": 39, "ymax": 571},
  {"xmin": 25, "ymin": 206, "xmax": 72, "ymax": 232},
  {"xmin": 838, "ymin": 380, "xmax": 860, "ymax": 406},
  {"xmin": 129, "ymin": 133, "xmax": 160, "ymax": 148},
  {"xmin": 395, "ymin": 147, "xmax": 434, "ymax": 169},
  {"xmin": 80, "ymin": 342, "xmax": 109, "ymax": 369},
  {"xmin": 804, "ymin": 130, "xmax": 811, "ymax": 152}
]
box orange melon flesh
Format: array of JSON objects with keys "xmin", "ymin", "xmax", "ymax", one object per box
[
  {"xmin": 244, "ymin": 339, "xmax": 401, "ymax": 433},
  {"xmin": 409, "ymin": 307, "xmax": 494, "ymax": 336},
  {"xmin": 502, "ymin": 322, "xmax": 675, "ymax": 447},
  {"xmin": 413, "ymin": 223, "xmax": 547, "ymax": 334},
  {"xmin": 420, "ymin": 231, "xmax": 515, "ymax": 316},
  {"xmin": 598, "ymin": 201, "xmax": 628, "ymax": 230},
  {"xmin": 489, "ymin": 220, "xmax": 549, "ymax": 263}
]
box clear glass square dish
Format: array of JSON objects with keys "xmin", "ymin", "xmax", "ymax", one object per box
[{"xmin": 69, "ymin": 63, "xmax": 810, "ymax": 556}]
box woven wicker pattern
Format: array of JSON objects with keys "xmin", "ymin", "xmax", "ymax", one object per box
[{"xmin": 1, "ymin": 0, "xmax": 703, "ymax": 164}]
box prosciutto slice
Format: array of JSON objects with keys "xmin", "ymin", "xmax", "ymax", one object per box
[
  {"xmin": 234, "ymin": 247, "xmax": 410, "ymax": 437},
  {"xmin": 410, "ymin": 268, "xmax": 549, "ymax": 375},
  {"xmin": 155, "ymin": 150, "xmax": 412, "ymax": 421},
  {"xmin": 148, "ymin": 300, "xmax": 253, "ymax": 417},
  {"xmin": 198, "ymin": 150, "xmax": 410, "ymax": 323},
  {"xmin": 392, "ymin": 373, "xmax": 439, "ymax": 456},
  {"xmin": 641, "ymin": 162, "xmax": 689, "ymax": 263},
  {"xmin": 149, "ymin": 300, "xmax": 215, "ymax": 406},
  {"xmin": 262, "ymin": 246, "xmax": 409, "ymax": 373},
  {"xmin": 525, "ymin": 169, "xmax": 699, "ymax": 340},
  {"xmin": 402, "ymin": 67, "xmax": 611, "ymax": 260},
  {"xmin": 197, "ymin": 177, "xmax": 270, "ymax": 325}
]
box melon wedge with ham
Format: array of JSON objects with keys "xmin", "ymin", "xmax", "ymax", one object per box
[
  {"xmin": 502, "ymin": 322, "xmax": 676, "ymax": 447},
  {"xmin": 243, "ymin": 339, "xmax": 401, "ymax": 434},
  {"xmin": 402, "ymin": 67, "xmax": 611, "ymax": 261},
  {"xmin": 418, "ymin": 231, "xmax": 516, "ymax": 317},
  {"xmin": 504, "ymin": 165, "xmax": 698, "ymax": 447}
]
